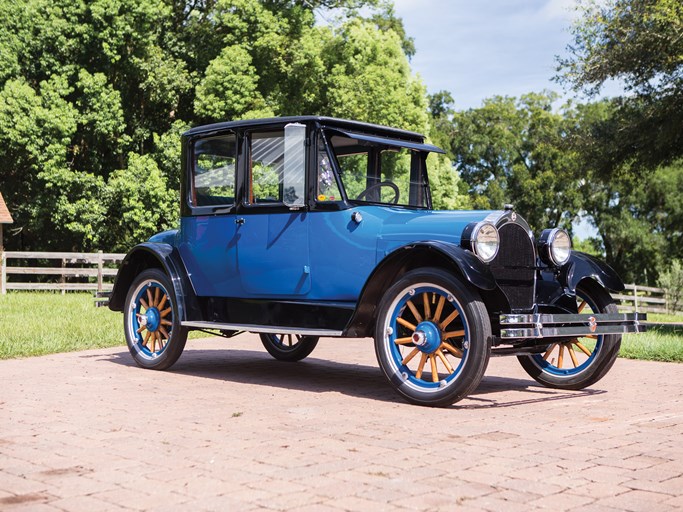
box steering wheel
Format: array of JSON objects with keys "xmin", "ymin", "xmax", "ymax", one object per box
[{"xmin": 355, "ymin": 181, "xmax": 400, "ymax": 204}]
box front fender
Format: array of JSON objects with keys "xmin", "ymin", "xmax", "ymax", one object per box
[
  {"xmin": 344, "ymin": 241, "xmax": 495, "ymax": 336},
  {"xmin": 109, "ymin": 243, "xmax": 201, "ymax": 322},
  {"xmin": 561, "ymin": 251, "xmax": 624, "ymax": 293}
]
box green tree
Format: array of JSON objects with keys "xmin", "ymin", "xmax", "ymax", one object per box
[
  {"xmin": 558, "ymin": 0, "xmax": 683, "ymax": 172},
  {"xmin": 658, "ymin": 260, "xmax": 683, "ymax": 313},
  {"xmin": 1, "ymin": 0, "xmax": 465, "ymax": 252},
  {"xmin": 450, "ymin": 92, "xmax": 583, "ymax": 233},
  {"xmin": 567, "ymin": 100, "xmax": 683, "ymax": 284}
]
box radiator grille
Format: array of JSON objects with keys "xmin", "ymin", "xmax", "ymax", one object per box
[{"xmin": 490, "ymin": 223, "xmax": 536, "ymax": 311}]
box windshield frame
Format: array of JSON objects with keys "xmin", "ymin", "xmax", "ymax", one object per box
[{"xmin": 320, "ymin": 127, "xmax": 434, "ymax": 210}]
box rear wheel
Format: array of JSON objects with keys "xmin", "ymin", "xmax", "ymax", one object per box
[
  {"xmin": 259, "ymin": 333, "xmax": 319, "ymax": 362},
  {"xmin": 517, "ymin": 282, "xmax": 621, "ymax": 389},
  {"xmin": 374, "ymin": 268, "xmax": 491, "ymax": 407},
  {"xmin": 124, "ymin": 268, "xmax": 188, "ymax": 370}
]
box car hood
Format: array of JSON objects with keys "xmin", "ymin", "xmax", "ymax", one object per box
[{"xmin": 373, "ymin": 208, "xmax": 499, "ymax": 246}]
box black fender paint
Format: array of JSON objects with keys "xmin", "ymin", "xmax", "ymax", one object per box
[{"xmin": 108, "ymin": 243, "xmax": 202, "ymax": 322}]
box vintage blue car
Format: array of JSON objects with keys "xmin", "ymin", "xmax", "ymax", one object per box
[{"xmin": 109, "ymin": 116, "xmax": 645, "ymax": 406}]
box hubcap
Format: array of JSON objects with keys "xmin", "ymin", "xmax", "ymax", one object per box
[{"xmin": 412, "ymin": 321, "xmax": 442, "ymax": 353}]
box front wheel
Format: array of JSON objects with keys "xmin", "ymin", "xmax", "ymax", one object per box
[
  {"xmin": 124, "ymin": 268, "xmax": 188, "ymax": 370},
  {"xmin": 517, "ymin": 282, "xmax": 621, "ymax": 389},
  {"xmin": 259, "ymin": 333, "xmax": 319, "ymax": 362},
  {"xmin": 374, "ymin": 268, "xmax": 492, "ymax": 407}
]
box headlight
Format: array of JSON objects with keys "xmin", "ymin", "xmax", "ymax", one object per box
[
  {"xmin": 470, "ymin": 222, "xmax": 500, "ymax": 262},
  {"xmin": 538, "ymin": 228, "xmax": 572, "ymax": 266}
]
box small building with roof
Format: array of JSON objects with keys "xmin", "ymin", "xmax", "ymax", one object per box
[{"xmin": 0, "ymin": 191, "xmax": 13, "ymax": 253}]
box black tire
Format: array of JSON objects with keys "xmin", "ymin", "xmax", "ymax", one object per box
[
  {"xmin": 517, "ymin": 281, "xmax": 621, "ymax": 389},
  {"xmin": 124, "ymin": 268, "xmax": 188, "ymax": 370},
  {"xmin": 259, "ymin": 333, "xmax": 319, "ymax": 362},
  {"xmin": 374, "ymin": 268, "xmax": 492, "ymax": 407}
]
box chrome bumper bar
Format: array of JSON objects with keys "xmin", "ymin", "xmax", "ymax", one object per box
[{"xmin": 499, "ymin": 312, "xmax": 647, "ymax": 339}]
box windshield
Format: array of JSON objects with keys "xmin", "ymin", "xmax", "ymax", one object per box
[{"xmin": 325, "ymin": 132, "xmax": 430, "ymax": 208}]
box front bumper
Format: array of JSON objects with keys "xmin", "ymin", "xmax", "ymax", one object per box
[{"xmin": 499, "ymin": 312, "xmax": 647, "ymax": 339}]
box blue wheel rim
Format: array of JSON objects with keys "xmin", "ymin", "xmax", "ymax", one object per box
[
  {"xmin": 270, "ymin": 334, "xmax": 302, "ymax": 351},
  {"xmin": 382, "ymin": 284, "xmax": 470, "ymax": 393},
  {"xmin": 530, "ymin": 292, "xmax": 603, "ymax": 376},
  {"xmin": 129, "ymin": 280, "xmax": 173, "ymax": 358}
]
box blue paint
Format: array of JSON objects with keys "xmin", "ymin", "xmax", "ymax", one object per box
[
  {"xmin": 414, "ymin": 321, "xmax": 442, "ymax": 353},
  {"xmin": 174, "ymin": 205, "xmax": 493, "ymax": 301},
  {"xmin": 130, "ymin": 282, "xmax": 171, "ymax": 356},
  {"xmin": 387, "ymin": 285, "xmax": 469, "ymax": 389},
  {"xmin": 145, "ymin": 307, "xmax": 161, "ymax": 332}
]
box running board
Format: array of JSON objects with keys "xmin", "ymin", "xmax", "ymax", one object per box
[{"xmin": 181, "ymin": 321, "xmax": 343, "ymax": 337}]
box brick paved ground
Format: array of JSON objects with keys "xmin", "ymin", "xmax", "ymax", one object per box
[{"xmin": 1, "ymin": 334, "xmax": 682, "ymax": 511}]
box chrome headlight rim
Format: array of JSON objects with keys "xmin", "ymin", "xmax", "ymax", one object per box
[
  {"xmin": 539, "ymin": 228, "xmax": 572, "ymax": 266},
  {"xmin": 470, "ymin": 221, "xmax": 500, "ymax": 263}
]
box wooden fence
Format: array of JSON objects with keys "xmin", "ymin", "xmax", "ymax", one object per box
[
  {"xmin": 0, "ymin": 251, "xmax": 680, "ymax": 314},
  {"xmin": 613, "ymin": 283, "xmax": 676, "ymax": 315},
  {"xmin": 0, "ymin": 251, "xmax": 125, "ymax": 294}
]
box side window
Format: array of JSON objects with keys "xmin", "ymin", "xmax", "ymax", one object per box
[
  {"xmin": 249, "ymin": 125, "xmax": 306, "ymax": 207},
  {"xmin": 193, "ymin": 134, "xmax": 236, "ymax": 207},
  {"xmin": 250, "ymin": 131, "xmax": 284, "ymax": 203},
  {"xmin": 316, "ymin": 134, "xmax": 342, "ymax": 202}
]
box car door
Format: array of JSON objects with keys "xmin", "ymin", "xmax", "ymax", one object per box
[
  {"xmin": 178, "ymin": 132, "xmax": 240, "ymax": 297},
  {"xmin": 236, "ymin": 124, "xmax": 312, "ymax": 297}
]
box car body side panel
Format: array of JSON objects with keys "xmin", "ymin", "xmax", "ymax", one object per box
[
  {"xmin": 178, "ymin": 215, "xmax": 239, "ymax": 297},
  {"xmin": 307, "ymin": 206, "xmax": 496, "ymax": 302},
  {"xmin": 237, "ymin": 212, "xmax": 311, "ymax": 296}
]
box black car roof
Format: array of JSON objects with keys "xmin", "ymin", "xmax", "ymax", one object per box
[{"xmin": 183, "ymin": 116, "xmax": 427, "ymax": 142}]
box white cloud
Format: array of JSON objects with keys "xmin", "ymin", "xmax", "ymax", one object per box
[{"xmin": 538, "ymin": 0, "xmax": 579, "ymax": 21}]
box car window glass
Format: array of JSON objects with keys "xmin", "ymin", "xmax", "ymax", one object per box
[
  {"xmin": 316, "ymin": 135, "xmax": 342, "ymax": 202},
  {"xmin": 329, "ymin": 134, "xmax": 426, "ymax": 207},
  {"xmin": 249, "ymin": 131, "xmax": 286, "ymax": 204},
  {"xmin": 193, "ymin": 134, "xmax": 236, "ymax": 207}
]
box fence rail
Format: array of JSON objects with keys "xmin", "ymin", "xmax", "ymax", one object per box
[
  {"xmin": 0, "ymin": 251, "xmax": 681, "ymax": 314},
  {"xmin": 613, "ymin": 283, "xmax": 677, "ymax": 315},
  {"xmin": 1, "ymin": 251, "xmax": 125, "ymax": 294}
]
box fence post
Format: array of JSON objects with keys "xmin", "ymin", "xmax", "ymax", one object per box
[
  {"xmin": 60, "ymin": 258, "xmax": 66, "ymax": 295},
  {"xmin": 97, "ymin": 250, "xmax": 103, "ymax": 292},
  {"xmin": 1, "ymin": 251, "xmax": 5, "ymax": 295},
  {"xmin": 633, "ymin": 284, "xmax": 638, "ymax": 313}
]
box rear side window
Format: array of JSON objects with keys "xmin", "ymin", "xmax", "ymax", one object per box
[
  {"xmin": 192, "ymin": 134, "xmax": 236, "ymax": 207},
  {"xmin": 248, "ymin": 124, "xmax": 306, "ymax": 207}
]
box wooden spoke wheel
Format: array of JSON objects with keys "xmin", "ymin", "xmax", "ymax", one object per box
[
  {"xmin": 375, "ymin": 268, "xmax": 491, "ymax": 407},
  {"xmin": 259, "ymin": 333, "xmax": 319, "ymax": 362},
  {"xmin": 124, "ymin": 269, "xmax": 187, "ymax": 370},
  {"xmin": 518, "ymin": 282, "xmax": 621, "ymax": 389}
]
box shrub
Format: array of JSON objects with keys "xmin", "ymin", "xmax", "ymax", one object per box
[{"xmin": 658, "ymin": 260, "xmax": 683, "ymax": 313}]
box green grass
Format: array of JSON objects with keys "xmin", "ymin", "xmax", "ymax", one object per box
[
  {"xmin": 0, "ymin": 292, "xmax": 124, "ymax": 359},
  {"xmin": 621, "ymin": 324, "xmax": 683, "ymax": 363},
  {"xmin": 646, "ymin": 312, "xmax": 683, "ymax": 323},
  {"xmin": 1, "ymin": 292, "xmax": 682, "ymax": 362}
]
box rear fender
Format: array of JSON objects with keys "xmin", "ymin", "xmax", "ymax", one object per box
[
  {"xmin": 344, "ymin": 241, "xmax": 496, "ymax": 337},
  {"xmin": 108, "ymin": 243, "xmax": 201, "ymax": 321}
]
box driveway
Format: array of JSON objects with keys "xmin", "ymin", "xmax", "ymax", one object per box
[{"xmin": 1, "ymin": 335, "xmax": 682, "ymax": 511}]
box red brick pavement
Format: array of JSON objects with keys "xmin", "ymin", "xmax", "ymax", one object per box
[{"xmin": 1, "ymin": 335, "xmax": 682, "ymax": 511}]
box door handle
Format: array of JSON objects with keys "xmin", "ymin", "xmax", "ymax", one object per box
[{"xmin": 235, "ymin": 218, "xmax": 245, "ymax": 226}]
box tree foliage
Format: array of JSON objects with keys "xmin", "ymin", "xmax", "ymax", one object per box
[
  {"xmin": 449, "ymin": 92, "xmax": 583, "ymax": 233},
  {"xmin": 658, "ymin": 260, "xmax": 683, "ymax": 313},
  {"xmin": 0, "ymin": 0, "xmax": 464, "ymax": 252},
  {"xmin": 558, "ymin": 0, "xmax": 683, "ymax": 172}
]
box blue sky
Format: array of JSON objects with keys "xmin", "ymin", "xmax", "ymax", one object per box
[
  {"xmin": 392, "ymin": 0, "xmax": 611, "ymax": 238},
  {"xmin": 392, "ymin": 0, "xmax": 597, "ymax": 109}
]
